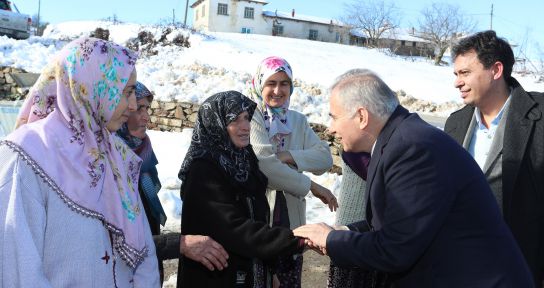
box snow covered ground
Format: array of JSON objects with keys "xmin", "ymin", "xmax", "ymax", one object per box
[{"xmin": 1, "ymin": 21, "xmax": 543, "ymax": 286}]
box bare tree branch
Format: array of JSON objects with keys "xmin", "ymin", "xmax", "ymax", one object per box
[
  {"xmin": 341, "ymin": 0, "xmax": 401, "ymax": 47},
  {"xmin": 417, "ymin": 2, "xmax": 475, "ymax": 65}
]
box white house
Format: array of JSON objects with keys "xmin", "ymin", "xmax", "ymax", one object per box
[
  {"xmin": 191, "ymin": 0, "xmax": 269, "ymax": 35},
  {"xmin": 350, "ymin": 28, "xmax": 434, "ymax": 57},
  {"xmin": 190, "ymin": 0, "xmax": 431, "ymax": 55},
  {"xmin": 190, "ymin": 0, "xmax": 349, "ymax": 44},
  {"xmin": 262, "ymin": 10, "xmax": 348, "ymax": 44}
]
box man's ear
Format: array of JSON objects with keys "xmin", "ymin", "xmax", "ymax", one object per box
[
  {"xmin": 491, "ymin": 61, "xmax": 504, "ymax": 80},
  {"xmin": 357, "ymin": 107, "xmax": 368, "ymax": 130}
]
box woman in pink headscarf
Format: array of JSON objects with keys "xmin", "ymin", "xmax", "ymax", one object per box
[
  {"xmin": 247, "ymin": 56, "xmax": 338, "ymax": 287},
  {"xmin": 0, "ymin": 37, "xmax": 159, "ymax": 287}
]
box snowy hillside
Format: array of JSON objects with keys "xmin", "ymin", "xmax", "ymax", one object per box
[{"xmin": 2, "ymin": 21, "xmax": 543, "ymax": 124}]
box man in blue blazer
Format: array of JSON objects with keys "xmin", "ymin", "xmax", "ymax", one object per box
[{"xmin": 294, "ymin": 69, "xmax": 533, "ymax": 287}]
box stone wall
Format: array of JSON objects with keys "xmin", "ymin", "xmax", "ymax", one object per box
[
  {"xmin": 0, "ymin": 66, "xmax": 28, "ymax": 100},
  {"xmin": 148, "ymin": 100, "xmax": 343, "ymax": 174},
  {"xmin": 148, "ymin": 100, "xmax": 200, "ymax": 132}
]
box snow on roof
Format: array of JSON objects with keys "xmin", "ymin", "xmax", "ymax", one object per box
[
  {"xmin": 351, "ymin": 28, "xmax": 430, "ymax": 43},
  {"xmin": 262, "ymin": 10, "xmax": 343, "ymax": 26},
  {"xmin": 192, "ymin": 0, "xmax": 268, "ymax": 8},
  {"xmin": 239, "ymin": 0, "xmax": 268, "ymax": 4}
]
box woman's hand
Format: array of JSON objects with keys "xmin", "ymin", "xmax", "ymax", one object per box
[
  {"xmin": 310, "ymin": 181, "xmax": 338, "ymax": 212},
  {"xmin": 276, "ymin": 151, "xmax": 296, "ymax": 166}
]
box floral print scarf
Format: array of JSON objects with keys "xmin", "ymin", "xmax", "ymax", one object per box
[
  {"xmin": 247, "ymin": 56, "xmax": 293, "ymax": 152},
  {"xmin": 5, "ymin": 37, "xmax": 147, "ymax": 268}
]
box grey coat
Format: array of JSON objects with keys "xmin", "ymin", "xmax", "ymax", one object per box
[{"xmin": 444, "ymin": 78, "xmax": 544, "ymax": 286}]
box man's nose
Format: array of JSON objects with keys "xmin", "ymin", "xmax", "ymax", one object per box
[{"xmin": 454, "ymin": 77, "xmax": 463, "ymax": 89}]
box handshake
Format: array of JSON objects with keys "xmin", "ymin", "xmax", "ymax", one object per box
[{"xmin": 293, "ymin": 223, "xmax": 349, "ymax": 256}]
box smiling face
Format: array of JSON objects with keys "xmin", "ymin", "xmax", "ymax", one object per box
[
  {"xmin": 328, "ymin": 88, "xmax": 369, "ymax": 152},
  {"xmin": 127, "ymin": 97, "xmax": 150, "ymax": 139},
  {"xmin": 453, "ymin": 50, "xmax": 498, "ymax": 107},
  {"xmin": 227, "ymin": 111, "xmax": 251, "ymax": 148},
  {"xmin": 261, "ymin": 71, "xmax": 291, "ymax": 108},
  {"xmin": 106, "ymin": 69, "xmax": 137, "ymax": 132}
]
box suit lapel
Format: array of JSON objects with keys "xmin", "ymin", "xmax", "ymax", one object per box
[
  {"xmin": 445, "ymin": 106, "xmax": 474, "ymax": 146},
  {"xmin": 365, "ymin": 106, "xmax": 411, "ymax": 225},
  {"xmin": 502, "ymin": 85, "xmax": 540, "ymax": 218},
  {"xmin": 462, "ymin": 115, "xmax": 477, "ymax": 149},
  {"xmin": 482, "ymin": 104, "xmax": 508, "ymax": 173}
]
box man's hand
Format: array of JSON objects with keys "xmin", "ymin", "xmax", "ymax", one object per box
[
  {"xmin": 293, "ymin": 223, "xmax": 333, "ymax": 255},
  {"xmin": 180, "ymin": 235, "xmax": 229, "ymax": 271},
  {"xmin": 310, "ymin": 181, "xmax": 339, "ymax": 212}
]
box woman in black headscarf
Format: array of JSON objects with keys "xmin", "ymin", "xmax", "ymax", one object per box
[{"xmin": 177, "ymin": 91, "xmax": 303, "ymax": 288}]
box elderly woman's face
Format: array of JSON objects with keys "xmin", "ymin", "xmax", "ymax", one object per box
[
  {"xmin": 127, "ymin": 97, "xmax": 151, "ymax": 139},
  {"xmin": 106, "ymin": 70, "xmax": 137, "ymax": 132},
  {"xmin": 261, "ymin": 71, "xmax": 291, "ymax": 108},
  {"xmin": 227, "ymin": 111, "xmax": 251, "ymax": 148}
]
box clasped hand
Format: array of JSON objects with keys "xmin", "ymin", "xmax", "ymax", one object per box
[{"xmin": 293, "ymin": 223, "xmax": 335, "ymax": 255}]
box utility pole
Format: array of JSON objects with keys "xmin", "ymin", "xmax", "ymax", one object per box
[
  {"xmin": 183, "ymin": 0, "xmax": 189, "ymax": 26},
  {"xmin": 37, "ymin": 0, "xmax": 41, "ymax": 36},
  {"xmin": 172, "ymin": 9, "xmax": 175, "ymax": 26},
  {"xmin": 490, "ymin": 4, "xmax": 494, "ymax": 30}
]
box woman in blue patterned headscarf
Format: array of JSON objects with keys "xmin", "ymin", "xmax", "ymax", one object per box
[{"xmin": 117, "ymin": 82, "xmax": 229, "ymax": 284}]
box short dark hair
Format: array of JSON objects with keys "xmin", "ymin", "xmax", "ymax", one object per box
[{"xmin": 452, "ymin": 30, "xmax": 515, "ymax": 82}]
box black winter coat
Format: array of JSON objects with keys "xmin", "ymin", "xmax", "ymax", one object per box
[{"xmin": 177, "ymin": 157, "xmax": 301, "ymax": 288}]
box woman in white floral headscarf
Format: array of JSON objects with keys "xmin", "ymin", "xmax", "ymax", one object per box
[
  {"xmin": 0, "ymin": 37, "xmax": 160, "ymax": 287},
  {"xmin": 247, "ymin": 56, "xmax": 338, "ymax": 288}
]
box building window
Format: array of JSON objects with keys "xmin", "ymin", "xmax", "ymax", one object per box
[
  {"xmin": 401, "ymin": 40, "xmax": 406, "ymax": 46},
  {"xmin": 272, "ymin": 25, "xmax": 283, "ymax": 36},
  {"xmin": 309, "ymin": 29, "xmax": 318, "ymax": 40},
  {"xmin": 217, "ymin": 3, "xmax": 228, "ymax": 15},
  {"xmin": 202, "ymin": 5, "xmax": 205, "ymax": 17},
  {"xmin": 241, "ymin": 27, "xmax": 251, "ymax": 34},
  {"xmin": 412, "ymin": 42, "xmax": 416, "ymax": 47},
  {"xmin": 244, "ymin": 7, "xmax": 254, "ymax": 19}
]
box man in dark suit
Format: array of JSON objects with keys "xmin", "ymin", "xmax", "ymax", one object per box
[
  {"xmin": 294, "ymin": 69, "xmax": 533, "ymax": 287},
  {"xmin": 444, "ymin": 30, "xmax": 544, "ymax": 286}
]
